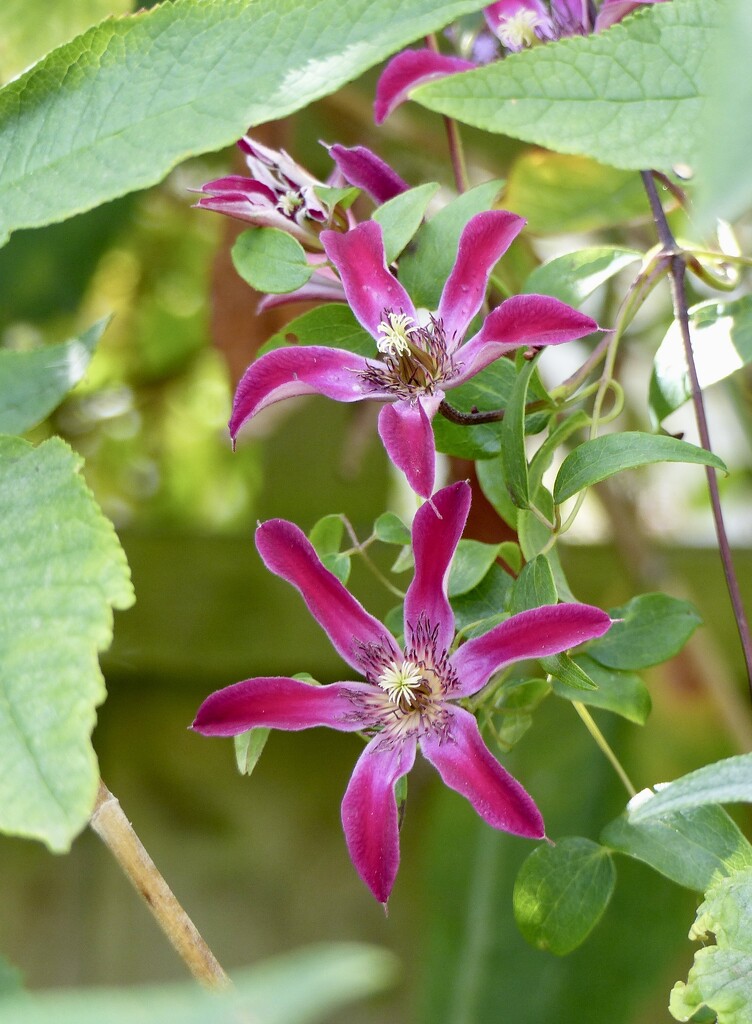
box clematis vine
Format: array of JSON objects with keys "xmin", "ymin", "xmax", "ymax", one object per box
[
  {"xmin": 229, "ymin": 210, "xmax": 598, "ymax": 497},
  {"xmin": 192, "ymin": 481, "xmax": 612, "ymax": 903},
  {"xmin": 375, "ymin": 0, "xmax": 668, "ymax": 123}
]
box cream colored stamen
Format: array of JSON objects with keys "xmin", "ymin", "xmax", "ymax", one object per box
[
  {"xmin": 377, "ymin": 312, "xmax": 415, "ymax": 357},
  {"xmin": 497, "ymin": 10, "xmax": 541, "ymax": 49},
  {"xmin": 378, "ymin": 660, "xmax": 425, "ymax": 707}
]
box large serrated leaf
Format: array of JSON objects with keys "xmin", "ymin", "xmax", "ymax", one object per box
[
  {"xmin": 0, "ymin": 436, "xmax": 133, "ymax": 851},
  {"xmin": 0, "ymin": 0, "xmax": 485, "ymax": 245},
  {"xmin": 670, "ymin": 868, "xmax": 752, "ymax": 1024},
  {"xmin": 413, "ymin": 0, "xmax": 714, "ymax": 172}
]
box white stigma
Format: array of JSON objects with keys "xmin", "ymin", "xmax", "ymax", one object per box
[
  {"xmin": 277, "ymin": 190, "xmax": 304, "ymax": 216},
  {"xmin": 377, "ymin": 312, "xmax": 415, "ymax": 357},
  {"xmin": 378, "ymin": 660, "xmax": 425, "ymax": 707},
  {"xmin": 497, "ymin": 10, "xmax": 541, "ymax": 49}
]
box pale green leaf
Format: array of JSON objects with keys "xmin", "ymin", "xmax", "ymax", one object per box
[
  {"xmin": 0, "ymin": 0, "xmax": 486, "ymax": 245},
  {"xmin": 308, "ymin": 514, "xmax": 344, "ymax": 556},
  {"xmin": 514, "ymin": 837, "xmax": 616, "ymax": 955},
  {"xmin": 501, "ymin": 358, "xmax": 538, "ymax": 508},
  {"xmin": 0, "ymin": 942, "xmax": 398, "ymax": 1024},
  {"xmin": 650, "ymin": 296, "xmax": 752, "ymax": 424},
  {"xmin": 603, "ymin": 803, "xmax": 752, "ymax": 893},
  {"xmin": 373, "ymin": 511, "xmax": 411, "ymax": 546},
  {"xmin": 447, "ymin": 539, "xmax": 501, "ymax": 598},
  {"xmin": 0, "ymin": 437, "xmax": 133, "ymax": 851},
  {"xmin": 414, "ymin": 0, "xmax": 714, "ymax": 172},
  {"xmin": 523, "ymin": 247, "xmax": 641, "ymax": 309},
  {"xmin": 588, "ymin": 593, "xmax": 701, "ymax": 671},
  {"xmin": 0, "ymin": 318, "xmax": 107, "ymax": 434},
  {"xmin": 232, "ymin": 228, "xmax": 312, "ymax": 294},
  {"xmin": 553, "ymin": 431, "xmax": 727, "ymax": 504},
  {"xmin": 670, "ymin": 868, "xmax": 752, "ymax": 1024},
  {"xmin": 541, "ymin": 652, "xmax": 597, "ymax": 692},
  {"xmin": 372, "ymin": 182, "xmax": 439, "ymax": 264},
  {"xmin": 628, "ymin": 754, "xmax": 752, "ymax": 824},
  {"xmin": 234, "ymin": 728, "xmax": 271, "ymax": 777}
]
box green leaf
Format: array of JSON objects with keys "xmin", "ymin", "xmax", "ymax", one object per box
[
  {"xmin": 551, "ymin": 654, "xmax": 651, "ymax": 724},
  {"xmin": 513, "ymin": 837, "xmax": 616, "ymax": 955},
  {"xmin": 501, "ymin": 358, "xmax": 538, "ymax": 508},
  {"xmin": 541, "ymin": 652, "xmax": 598, "ymax": 692},
  {"xmin": 504, "ymin": 152, "xmax": 650, "ymax": 233},
  {"xmin": 588, "ymin": 592, "xmax": 702, "ymax": 671},
  {"xmin": 414, "ymin": 0, "xmax": 714, "ymax": 172},
  {"xmin": 312, "ymin": 184, "xmax": 361, "ymax": 211},
  {"xmin": 0, "ymin": 0, "xmax": 487, "ymax": 245},
  {"xmin": 509, "ymin": 554, "xmax": 557, "ymax": 614},
  {"xmin": 372, "ymin": 182, "xmax": 439, "ymax": 264},
  {"xmin": 374, "ymin": 511, "xmax": 411, "ymax": 546},
  {"xmin": 498, "ymin": 541, "xmax": 522, "ymax": 574},
  {"xmin": 320, "ymin": 552, "xmax": 351, "ymax": 585},
  {"xmin": 0, "ymin": 954, "xmax": 22, "ymax": 998},
  {"xmin": 523, "ymin": 247, "xmax": 641, "ymax": 309},
  {"xmin": 627, "ymin": 754, "xmax": 752, "ymax": 824},
  {"xmin": 0, "ymin": 437, "xmax": 133, "ymax": 851},
  {"xmin": 447, "ymin": 539, "xmax": 502, "ymax": 598},
  {"xmin": 0, "ymin": 0, "xmax": 132, "ymax": 85},
  {"xmin": 517, "ymin": 504, "xmax": 577, "ymax": 603},
  {"xmin": 0, "ymin": 317, "xmax": 107, "ymax": 434},
  {"xmin": 398, "ymin": 180, "xmax": 504, "ymax": 308},
  {"xmin": 553, "ymin": 431, "xmax": 727, "ymax": 504},
  {"xmin": 308, "ymin": 514, "xmax": 344, "ymax": 556},
  {"xmin": 650, "ymin": 296, "xmax": 752, "ymax": 424},
  {"xmin": 232, "ymin": 228, "xmax": 313, "ymax": 294},
  {"xmin": 476, "ymin": 456, "xmax": 518, "ymax": 529},
  {"xmin": 259, "ymin": 304, "xmax": 374, "ymax": 358},
  {"xmin": 602, "ymin": 803, "xmax": 752, "ymax": 893},
  {"xmin": 670, "ymin": 868, "xmax": 752, "ymax": 1024},
  {"xmin": 0, "ymin": 942, "xmax": 398, "ymax": 1024},
  {"xmin": 450, "ymin": 564, "xmax": 513, "ymax": 637},
  {"xmin": 528, "ymin": 411, "xmax": 590, "ymax": 495},
  {"xmin": 234, "ymin": 728, "xmax": 271, "ymax": 777}
]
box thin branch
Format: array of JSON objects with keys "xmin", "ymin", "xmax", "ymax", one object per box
[
  {"xmin": 438, "ymin": 396, "xmax": 549, "ymax": 425},
  {"xmin": 90, "ymin": 780, "xmax": 232, "ymax": 992},
  {"xmin": 425, "ymin": 33, "xmax": 469, "ymax": 193},
  {"xmin": 641, "ymin": 170, "xmax": 752, "ymax": 698}
]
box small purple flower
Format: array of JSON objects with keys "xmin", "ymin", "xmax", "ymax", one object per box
[
  {"xmin": 375, "ymin": 0, "xmax": 667, "ymax": 124},
  {"xmin": 229, "ymin": 210, "xmax": 598, "ymax": 497},
  {"xmin": 192, "ymin": 481, "xmax": 612, "ymax": 903}
]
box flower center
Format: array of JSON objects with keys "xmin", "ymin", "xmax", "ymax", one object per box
[
  {"xmin": 377, "ymin": 660, "xmax": 428, "ymax": 709},
  {"xmin": 277, "ymin": 190, "xmax": 305, "ymax": 217},
  {"xmin": 497, "ymin": 10, "xmax": 542, "ymax": 49},
  {"xmin": 361, "ymin": 309, "xmax": 457, "ymax": 400},
  {"xmin": 377, "ymin": 312, "xmax": 415, "ymax": 357}
]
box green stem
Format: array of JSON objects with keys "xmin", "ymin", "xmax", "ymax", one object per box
[
  {"xmin": 572, "ymin": 704, "xmax": 637, "ymax": 798},
  {"xmin": 340, "ymin": 516, "xmax": 406, "ymax": 599}
]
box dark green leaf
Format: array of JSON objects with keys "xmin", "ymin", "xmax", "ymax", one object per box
[
  {"xmin": 398, "ymin": 180, "xmax": 505, "ymax": 309},
  {"xmin": 552, "ymin": 655, "xmax": 651, "ymax": 724},
  {"xmin": 0, "ymin": 0, "xmax": 487, "ymax": 245},
  {"xmin": 523, "ymin": 247, "xmax": 641, "ymax": 308},
  {"xmin": 501, "ymin": 358, "xmax": 538, "ymax": 508},
  {"xmin": 0, "ymin": 437, "xmax": 133, "ymax": 851},
  {"xmin": 476, "ymin": 456, "xmax": 518, "ymax": 529},
  {"xmin": 414, "ymin": 0, "xmax": 714, "ymax": 172},
  {"xmin": 0, "ymin": 317, "xmax": 107, "ymax": 434},
  {"xmin": 528, "ymin": 411, "xmax": 590, "ymax": 494},
  {"xmin": 517, "ymin": 505, "xmax": 577, "ymax": 603},
  {"xmin": 627, "ymin": 754, "xmax": 752, "ymax": 824},
  {"xmin": 232, "ymin": 228, "xmax": 313, "ymax": 294},
  {"xmin": 259, "ymin": 304, "xmax": 374, "ymax": 358},
  {"xmin": 509, "ymin": 555, "xmax": 557, "ymax": 614},
  {"xmin": 372, "ymin": 182, "xmax": 439, "ymax": 264},
  {"xmin": 670, "ymin": 868, "xmax": 752, "ymax": 1024},
  {"xmin": 514, "ymin": 837, "xmax": 616, "ymax": 955},
  {"xmin": 308, "ymin": 514, "xmax": 344, "ymax": 556},
  {"xmin": 602, "ymin": 803, "xmax": 752, "ymax": 893},
  {"xmin": 498, "ymin": 541, "xmax": 522, "ymax": 574},
  {"xmin": 650, "ymin": 296, "xmax": 752, "ymax": 424},
  {"xmin": 234, "ymin": 728, "xmax": 271, "ymax": 777},
  {"xmin": 553, "ymin": 431, "xmax": 727, "ymax": 504},
  {"xmin": 448, "ymin": 540, "xmax": 502, "ymax": 598},
  {"xmin": 374, "ymin": 511, "xmax": 411, "ymax": 546},
  {"xmin": 588, "ymin": 592, "xmax": 701, "ymax": 670},
  {"xmin": 540, "ymin": 652, "xmax": 597, "ymax": 692},
  {"xmin": 451, "ymin": 564, "xmax": 513, "ymax": 637}
]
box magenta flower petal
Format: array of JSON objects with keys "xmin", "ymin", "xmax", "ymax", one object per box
[
  {"xmin": 322, "ymin": 222, "xmax": 416, "ymax": 336},
  {"xmin": 421, "ymin": 706, "xmax": 545, "ymax": 837},
  {"xmin": 438, "ymin": 211, "xmax": 526, "ymax": 345},
  {"xmin": 450, "ymin": 603, "xmax": 612, "ymax": 697},
  {"xmin": 595, "ymin": 0, "xmax": 666, "ymax": 31},
  {"xmin": 328, "ymin": 144, "xmax": 410, "ymax": 204},
  {"xmin": 374, "ymin": 49, "xmax": 476, "ymax": 125},
  {"xmin": 230, "ymin": 346, "xmax": 381, "ymax": 441},
  {"xmin": 192, "ymin": 677, "xmax": 373, "ymax": 736},
  {"xmin": 341, "ymin": 735, "xmax": 417, "ymax": 903},
  {"xmin": 484, "ymin": 0, "xmax": 556, "ymax": 48},
  {"xmin": 377, "ymin": 396, "xmax": 441, "ymax": 499},
  {"xmin": 404, "ymin": 480, "xmax": 471, "ymax": 651},
  {"xmin": 256, "ymin": 519, "xmax": 401, "ymax": 671},
  {"xmin": 256, "ymin": 274, "xmax": 346, "ymax": 312},
  {"xmin": 452, "ymin": 294, "xmax": 599, "ymax": 386}
]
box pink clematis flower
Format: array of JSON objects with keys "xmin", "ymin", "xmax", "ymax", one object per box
[
  {"xmin": 375, "ymin": 0, "xmax": 668, "ymax": 123},
  {"xmin": 192, "ymin": 481, "xmax": 612, "ymax": 903},
  {"xmin": 230, "ymin": 210, "xmax": 598, "ymax": 498}
]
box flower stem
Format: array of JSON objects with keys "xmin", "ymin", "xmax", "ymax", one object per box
[
  {"xmin": 89, "ymin": 779, "xmax": 231, "ymax": 991},
  {"xmin": 572, "ymin": 703, "xmax": 637, "ymax": 798},
  {"xmin": 425, "ymin": 34, "xmax": 469, "ymax": 193},
  {"xmin": 642, "ymin": 170, "xmax": 752, "ymax": 699}
]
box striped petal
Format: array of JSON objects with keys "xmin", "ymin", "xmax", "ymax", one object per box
[
  {"xmin": 256, "ymin": 519, "xmax": 401, "ymax": 672},
  {"xmin": 421, "ymin": 706, "xmax": 544, "ymax": 836},
  {"xmin": 341, "ymin": 735, "xmax": 417, "ymax": 903},
  {"xmin": 374, "ymin": 49, "xmax": 476, "ymax": 124}
]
